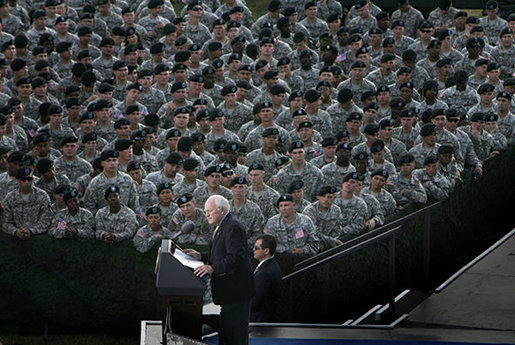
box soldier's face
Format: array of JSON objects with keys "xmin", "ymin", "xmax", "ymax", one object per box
[
  {"xmin": 431, "ymin": 115, "xmax": 446, "ymax": 130},
  {"xmin": 249, "ymin": 170, "xmax": 264, "ymax": 185},
  {"xmin": 129, "ymin": 168, "xmax": 143, "ymax": 183},
  {"xmin": 399, "ymin": 162, "xmax": 414, "ymax": 176},
  {"xmin": 371, "ymin": 175, "xmax": 386, "ymax": 190},
  {"xmin": 231, "ymin": 183, "xmax": 247, "ymax": 198},
  {"xmin": 179, "ymin": 200, "xmax": 196, "ymax": 218},
  {"xmin": 438, "ymin": 153, "xmax": 452, "ymax": 166},
  {"xmin": 205, "ymin": 173, "xmax": 221, "ymax": 188},
  {"xmin": 62, "ymin": 143, "xmax": 78, "ymax": 158},
  {"xmin": 289, "ymin": 148, "xmax": 305, "ymax": 164},
  {"xmin": 147, "ymin": 213, "xmax": 162, "ymax": 227},
  {"xmin": 159, "ymin": 189, "xmax": 173, "ymax": 203},
  {"xmin": 165, "ymin": 163, "xmax": 181, "ymax": 176},
  {"xmin": 66, "ymin": 197, "xmax": 80, "ymax": 213},
  {"xmin": 101, "ymin": 157, "xmax": 118, "ymax": 174},
  {"xmin": 318, "ymin": 193, "xmax": 335, "ymax": 208},
  {"xmin": 106, "ymin": 192, "xmax": 121, "ymax": 208},
  {"xmin": 496, "ymin": 97, "xmax": 511, "ymax": 112},
  {"xmin": 425, "ymin": 162, "xmax": 438, "ymax": 177},
  {"xmin": 278, "ymin": 201, "xmax": 295, "ymax": 218}
]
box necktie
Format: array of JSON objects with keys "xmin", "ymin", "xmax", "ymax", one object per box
[{"xmin": 212, "ymin": 225, "xmax": 219, "ymax": 240}]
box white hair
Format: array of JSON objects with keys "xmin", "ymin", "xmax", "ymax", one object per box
[{"xmin": 207, "ymin": 195, "xmax": 231, "ymax": 213}]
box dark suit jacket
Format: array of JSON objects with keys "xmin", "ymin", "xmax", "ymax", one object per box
[
  {"xmin": 250, "ymin": 257, "xmax": 282, "ymax": 322},
  {"xmin": 206, "ymin": 212, "xmax": 255, "ymax": 305}
]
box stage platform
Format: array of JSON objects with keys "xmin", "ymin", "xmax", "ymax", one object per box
[{"xmin": 142, "ymin": 229, "xmax": 515, "ymax": 345}]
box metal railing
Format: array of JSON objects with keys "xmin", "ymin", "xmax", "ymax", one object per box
[{"xmin": 282, "ymin": 201, "xmax": 441, "ymax": 321}]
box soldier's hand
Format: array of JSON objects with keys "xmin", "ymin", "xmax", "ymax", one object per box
[
  {"xmin": 365, "ymin": 219, "xmax": 376, "ymax": 230},
  {"xmin": 65, "ymin": 227, "xmax": 78, "ymax": 238},
  {"xmin": 292, "ymin": 247, "xmax": 304, "ymax": 255},
  {"xmin": 15, "ymin": 228, "xmax": 30, "ymax": 240},
  {"xmin": 103, "ymin": 233, "xmax": 115, "ymax": 243},
  {"xmin": 167, "ymin": 102, "xmax": 176, "ymax": 114}
]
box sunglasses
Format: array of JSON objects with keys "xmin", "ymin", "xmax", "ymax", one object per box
[
  {"xmin": 448, "ymin": 118, "xmax": 459, "ymax": 122},
  {"xmin": 19, "ymin": 176, "xmax": 33, "ymax": 182},
  {"xmin": 421, "ymin": 30, "xmax": 432, "ymax": 33},
  {"xmin": 192, "ymin": 6, "xmax": 202, "ymax": 11},
  {"xmin": 222, "ymin": 171, "xmax": 234, "ymax": 177},
  {"xmin": 253, "ymin": 246, "xmax": 262, "ymax": 250}
]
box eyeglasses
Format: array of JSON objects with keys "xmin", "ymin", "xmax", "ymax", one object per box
[
  {"xmin": 222, "ymin": 171, "xmax": 234, "ymax": 177},
  {"xmin": 19, "ymin": 177, "xmax": 33, "ymax": 182},
  {"xmin": 192, "ymin": 6, "xmax": 202, "ymax": 11}
]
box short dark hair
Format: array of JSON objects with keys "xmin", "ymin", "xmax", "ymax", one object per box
[{"xmin": 257, "ymin": 234, "xmax": 277, "ymax": 255}]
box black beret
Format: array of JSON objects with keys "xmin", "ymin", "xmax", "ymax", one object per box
[
  {"xmin": 100, "ymin": 149, "xmax": 119, "ymax": 161},
  {"xmin": 353, "ymin": 152, "xmax": 368, "ymax": 161},
  {"xmin": 230, "ymin": 176, "xmax": 247, "ymax": 187},
  {"xmin": 399, "ymin": 154, "xmax": 415, "ymax": 165},
  {"xmin": 176, "ymin": 193, "xmax": 194, "ymax": 206},
  {"xmin": 343, "ymin": 172, "xmax": 359, "ymax": 183},
  {"xmin": 204, "ymin": 165, "xmax": 222, "ymax": 176},
  {"xmin": 165, "ymin": 152, "xmax": 184, "ymax": 165},
  {"xmin": 60, "ymin": 135, "xmax": 78, "ymax": 147},
  {"xmin": 288, "ymin": 141, "xmax": 304, "ymax": 152},
  {"xmin": 183, "ymin": 157, "xmax": 199, "ymax": 171},
  {"xmin": 420, "ymin": 124, "xmax": 438, "ymax": 136},
  {"xmin": 477, "ymin": 83, "xmax": 495, "ymax": 94},
  {"xmin": 364, "ymin": 124, "xmax": 379, "ymax": 135},
  {"xmin": 36, "ymin": 158, "xmax": 53, "ymax": 174},
  {"xmin": 424, "ymin": 155, "xmax": 438, "ymax": 165},
  {"xmin": 248, "ymin": 163, "xmax": 265, "ymax": 173},
  {"xmin": 224, "ymin": 141, "xmax": 239, "ymax": 152},
  {"xmin": 338, "ymin": 88, "xmax": 353, "ymax": 103},
  {"xmin": 276, "ymin": 194, "xmax": 293, "ymax": 206},
  {"xmin": 288, "ymin": 180, "xmax": 304, "ymax": 193},
  {"xmin": 370, "ymin": 139, "xmax": 385, "ymax": 153},
  {"xmin": 15, "ymin": 167, "xmax": 32, "ymax": 179},
  {"xmin": 438, "ymin": 145, "xmax": 454, "ymax": 155},
  {"xmin": 346, "ymin": 112, "xmax": 363, "ymax": 121},
  {"xmin": 262, "ymin": 127, "xmax": 279, "ymax": 137}
]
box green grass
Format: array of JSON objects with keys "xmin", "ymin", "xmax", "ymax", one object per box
[{"xmin": 0, "ymin": 333, "xmax": 138, "ymax": 345}]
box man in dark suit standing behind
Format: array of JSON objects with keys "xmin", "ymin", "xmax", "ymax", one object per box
[
  {"xmin": 251, "ymin": 234, "xmax": 283, "ymax": 322},
  {"xmin": 187, "ymin": 195, "xmax": 255, "ymax": 345}
]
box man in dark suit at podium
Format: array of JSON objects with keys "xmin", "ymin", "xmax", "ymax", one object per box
[
  {"xmin": 251, "ymin": 234, "xmax": 283, "ymax": 322},
  {"xmin": 187, "ymin": 195, "xmax": 255, "ymax": 345}
]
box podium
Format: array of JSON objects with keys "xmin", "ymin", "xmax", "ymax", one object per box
[{"xmin": 155, "ymin": 240, "xmax": 207, "ymax": 343}]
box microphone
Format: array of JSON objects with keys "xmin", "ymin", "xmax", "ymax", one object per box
[{"xmin": 170, "ymin": 220, "xmax": 195, "ymax": 240}]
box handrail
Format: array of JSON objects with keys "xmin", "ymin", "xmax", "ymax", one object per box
[
  {"xmin": 294, "ymin": 201, "xmax": 442, "ymax": 271},
  {"xmin": 283, "ymin": 226, "xmax": 403, "ymax": 281}
]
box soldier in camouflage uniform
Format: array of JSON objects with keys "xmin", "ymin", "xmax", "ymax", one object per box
[
  {"xmin": 193, "ymin": 165, "xmax": 233, "ymax": 209},
  {"xmin": 334, "ymin": 172, "xmax": 368, "ymax": 236},
  {"xmin": 362, "ymin": 169, "xmax": 397, "ymax": 218},
  {"xmin": 154, "ymin": 182, "xmax": 179, "ymax": 229},
  {"xmin": 409, "ymin": 124, "xmax": 442, "ymax": 168},
  {"xmin": 172, "ymin": 158, "xmax": 207, "ymax": 196},
  {"xmin": 303, "ymin": 185, "xmax": 343, "ymax": 249},
  {"xmin": 479, "ymin": 0, "xmax": 508, "ymax": 45},
  {"xmin": 34, "ymin": 158, "xmax": 71, "ymax": 201},
  {"xmin": 440, "ymin": 70, "xmax": 479, "ymax": 114},
  {"xmin": 127, "ymin": 161, "xmax": 159, "ymax": 220},
  {"xmin": 95, "ymin": 185, "xmax": 138, "ymax": 243},
  {"xmin": 245, "ymin": 128, "xmax": 287, "ymax": 184},
  {"xmin": 390, "ymin": 0, "xmax": 424, "ymax": 39},
  {"xmin": 264, "ymin": 194, "xmax": 319, "ymax": 256},
  {"xmin": 386, "ymin": 154, "xmax": 427, "ymax": 210},
  {"xmin": 496, "ymin": 92, "xmax": 515, "ymax": 145},
  {"xmin": 168, "ymin": 193, "xmax": 211, "ymax": 245},
  {"xmin": 229, "ymin": 177, "xmax": 264, "ymax": 248},
  {"xmin": 321, "ymin": 142, "xmax": 356, "ymax": 190},
  {"xmin": 437, "ymin": 145, "xmax": 461, "ymax": 189},
  {"xmin": 274, "ymin": 141, "xmax": 324, "ymax": 201},
  {"xmin": 247, "ymin": 163, "xmax": 280, "ymax": 219},
  {"xmin": 355, "ymin": 174, "xmax": 384, "ymax": 230},
  {"xmin": 134, "ymin": 206, "xmax": 174, "ymax": 253},
  {"xmin": 460, "ymin": 112, "xmax": 498, "ymax": 163},
  {"xmin": 489, "ymin": 28, "xmax": 515, "ymax": 80},
  {"xmin": 84, "ymin": 149, "xmax": 140, "ymax": 213},
  {"xmin": 413, "ymin": 155, "xmax": 453, "ymax": 202},
  {"xmin": 2, "ymin": 167, "xmax": 53, "ymax": 239},
  {"xmin": 54, "ymin": 135, "xmax": 93, "ymax": 183},
  {"xmin": 146, "ymin": 152, "xmax": 185, "ymax": 188},
  {"xmin": 49, "ymin": 189, "xmax": 95, "ymax": 240}
]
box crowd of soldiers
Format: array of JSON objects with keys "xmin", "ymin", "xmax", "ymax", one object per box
[{"xmin": 0, "ymin": 0, "xmax": 514, "ymax": 256}]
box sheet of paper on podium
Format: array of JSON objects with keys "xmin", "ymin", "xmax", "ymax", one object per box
[{"xmin": 174, "ymin": 248, "xmax": 204, "ymax": 270}]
